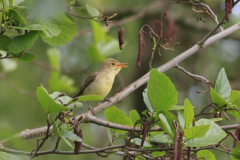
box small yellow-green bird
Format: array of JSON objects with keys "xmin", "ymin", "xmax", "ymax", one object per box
[{"xmin": 74, "ymin": 58, "xmax": 127, "ymax": 99}]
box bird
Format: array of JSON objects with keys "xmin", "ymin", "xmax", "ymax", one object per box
[{"xmin": 73, "ymin": 58, "xmax": 127, "ymax": 112}]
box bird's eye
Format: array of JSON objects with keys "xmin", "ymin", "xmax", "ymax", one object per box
[{"xmin": 112, "ymin": 63, "xmax": 115, "ymax": 65}]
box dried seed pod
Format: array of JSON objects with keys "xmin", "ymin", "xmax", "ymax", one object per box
[
  {"xmin": 225, "ymin": 0, "xmax": 231, "ymax": 22},
  {"xmin": 141, "ymin": 30, "xmax": 145, "ymax": 46},
  {"xmin": 141, "ymin": 121, "xmax": 149, "ymax": 149},
  {"xmin": 173, "ymin": 126, "xmax": 179, "ymax": 160},
  {"xmin": 74, "ymin": 125, "xmax": 83, "ymax": 154},
  {"xmin": 155, "ymin": 20, "xmax": 160, "ymax": 35},
  {"xmin": 178, "ymin": 130, "xmax": 184, "ymax": 160},
  {"xmin": 118, "ymin": 27, "xmax": 124, "ymax": 50},
  {"xmin": 137, "ymin": 32, "xmax": 143, "ymax": 68}
]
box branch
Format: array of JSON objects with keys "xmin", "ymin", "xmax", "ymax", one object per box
[
  {"xmin": 1, "ymin": 21, "xmax": 240, "ymax": 143},
  {"xmin": 0, "ymin": 50, "xmax": 24, "ymax": 59}
]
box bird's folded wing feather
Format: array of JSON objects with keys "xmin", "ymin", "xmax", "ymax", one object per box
[{"xmin": 73, "ymin": 72, "xmax": 99, "ymax": 98}]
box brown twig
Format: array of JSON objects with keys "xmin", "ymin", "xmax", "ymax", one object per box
[
  {"xmin": 175, "ymin": 65, "xmax": 215, "ymax": 87},
  {"xmin": 0, "ymin": 50, "xmax": 25, "ymax": 59}
]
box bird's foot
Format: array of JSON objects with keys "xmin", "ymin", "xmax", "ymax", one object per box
[{"xmin": 103, "ymin": 98, "xmax": 112, "ymax": 103}]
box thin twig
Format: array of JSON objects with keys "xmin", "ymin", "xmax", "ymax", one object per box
[
  {"xmin": 175, "ymin": 65, "xmax": 215, "ymax": 87},
  {"xmin": 0, "ymin": 50, "xmax": 25, "ymax": 59}
]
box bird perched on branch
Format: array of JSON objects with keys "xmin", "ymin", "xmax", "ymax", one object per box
[{"xmin": 73, "ymin": 58, "xmax": 127, "ymax": 112}]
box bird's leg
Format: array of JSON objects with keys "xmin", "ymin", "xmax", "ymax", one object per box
[
  {"xmin": 87, "ymin": 101, "xmax": 95, "ymax": 115},
  {"xmin": 103, "ymin": 98, "xmax": 112, "ymax": 103}
]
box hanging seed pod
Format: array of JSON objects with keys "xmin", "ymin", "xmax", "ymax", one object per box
[
  {"xmin": 141, "ymin": 121, "xmax": 149, "ymax": 149},
  {"xmin": 118, "ymin": 27, "xmax": 124, "ymax": 50},
  {"xmin": 225, "ymin": 0, "xmax": 231, "ymax": 22},
  {"xmin": 178, "ymin": 130, "xmax": 184, "ymax": 160},
  {"xmin": 173, "ymin": 125, "xmax": 179, "ymax": 160},
  {"xmin": 141, "ymin": 30, "xmax": 145, "ymax": 46},
  {"xmin": 137, "ymin": 31, "xmax": 143, "ymax": 68},
  {"xmin": 74, "ymin": 125, "xmax": 83, "ymax": 154}
]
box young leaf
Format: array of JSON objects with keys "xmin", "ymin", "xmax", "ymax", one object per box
[
  {"xmin": 177, "ymin": 110, "xmax": 185, "ymax": 129},
  {"xmin": 36, "ymin": 85, "xmax": 68, "ymax": 114},
  {"xmin": 0, "ymin": 35, "xmax": 11, "ymax": 51},
  {"xmin": 76, "ymin": 95, "xmax": 103, "ymax": 102},
  {"xmin": 10, "ymin": 24, "xmax": 46, "ymax": 30},
  {"xmin": 184, "ymin": 125, "xmax": 210, "ymax": 140},
  {"xmin": 5, "ymin": 8, "xmax": 27, "ymax": 25},
  {"xmin": 104, "ymin": 106, "xmax": 133, "ymax": 134},
  {"xmin": 53, "ymin": 116, "xmax": 73, "ymax": 148},
  {"xmin": 129, "ymin": 110, "xmax": 141, "ymax": 127},
  {"xmin": 133, "ymin": 138, "xmax": 152, "ymax": 147},
  {"xmin": 150, "ymin": 134, "xmax": 173, "ymax": 144},
  {"xmin": 60, "ymin": 130, "xmax": 82, "ymax": 142},
  {"xmin": 230, "ymin": 91, "xmax": 240, "ymax": 108},
  {"xmin": 107, "ymin": 128, "xmax": 113, "ymax": 145},
  {"xmin": 157, "ymin": 111, "xmax": 178, "ymax": 141},
  {"xmin": 197, "ymin": 150, "xmax": 216, "ymax": 160},
  {"xmin": 143, "ymin": 89, "xmax": 153, "ymax": 113},
  {"xmin": 184, "ymin": 99, "xmax": 194, "ymax": 129},
  {"xmin": 86, "ymin": 4, "xmax": 100, "ymax": 20},
  {"xmin": 17, "ymin": 52, "xmax": 36, "ymax": 62},
  {"xmin": 40, "ymin": 14, "xmax": 77, "ymax": 46},
  {"xmin": 186, "ymin": 119, "xmax": 226, "ymax": 147},
  {"xmin": 8, "ymin": 31, "xmax": 38, "ymax": 54},
  {"xmin": 210, "ymin": 88, "xmax": 232, "ymax": 108},
  {"xmin": 214, "ymin": 68, "xmax": 231, "ymax": 101},
  {"xmin": 147, "ymin": 69, "xmax": 178, "ymax": 112},
  {"xmin": 151, "ymin": 151, "xmax": 165, "ymax": 157}
]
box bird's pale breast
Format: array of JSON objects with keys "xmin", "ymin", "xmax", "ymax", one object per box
[{"xmin": 81, "ymin": 72, "xmax": 114, "ymax": 98}]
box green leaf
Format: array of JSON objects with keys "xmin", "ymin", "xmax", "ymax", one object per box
[
  {"xmin": 77, "ymin": 95, "xmax": 103, "ymax": 102},
  {"xmin": 151, "ymin": 151, "xmax": 165, "ymax": 157},
  {"xmin": 231, "ymin": 148, "xmax": 240, "ymax": 158},
  {"xmin": 147, "ymin": 69, "xmax": 178, "ymax": 112},
  {"xmin": 214, "ymin": 68, "xmax": 231, "ymax": 101},
  {"xmin": 197, "ymin": 150, "xmax": 216, "ymax": 160},
  {"xmin": 0, "ymin": 152, "xmax": 19, "ymax": 160},
  {"xmin": 41, "ymin": 14, "xmax": 77, "ymax": 46},
  {"xmin": 53, "ymin": 116, "xmax": 73, "ymax": 148},
  {"xmin": 129, "ymin": 110, "xmax": 141, "ymax": 127},
  {"xmin": 107, "ymin": 128, "xmax": 113, "ymax": 145},
  {"xmin": 6, "ymin": 8, "xmax": 27, "ymax": 24},
  {"xmin": 86, "ymin": 4, "xmax": 100, "ymax": 20},
  {"xmin": 210, "ymin": 88, "xmax": 232, "ymax": 108},
  {"xmin": 104, "ymin": 106, "xmax": 133, "ymax": 134},
  {"xmin": 186, "ymin": 119, "xmax": 226, "ymax": 147},
  {"xmin": 228, "ymin": 110, "xmax": 240, "ymax": 122},
  {"xmin": 35, "ymin": 18, "xmax": 61, "ymax": 38},
  {"xmin": 133, "ymin": 138, "xmax": 152, "ymax": 147},
  {"xmin": 60, "ymin": 130, "xmax": 82, "ymax": 142},
  {"xmin": 10, "ymin": 24, "xmax": 46, "ymax": 30},
  {"xmin": 184, "ymin": 125, "xmax": 210, "ymax": 140},
  {"xmin": 184, "ymin": 99, "xmax": 194, "ymax": 129},
  {"xmin": 36, "ymin": 85, "xmax": 68, "ymax": 114},
  {"xmin": 230, "ymin": 91, "xmax": 240, "ymax": 108},
  {"xmin": 150, "ymin": 133, "xmax": 173, "ymax": 144},
  {"xmin": 0, "ymin": 35, "xmax": 11, "ymax": 51},
  {"xmin": 209, "ymin": 118, "xmax": 223, "ymax": 122},
  {"xmin": 17, "ymin": 52, "xmax": 35, "ymax": 62},
  {"xmin": 16, "ymin": 0, "xmax": 35, "ymax": 9},
  {"xmin": 67, "ymin": 102, "xmax": 83, "ymax": 110},
  {"xmin": 8, "ymin": 31, "xmax": 38, "ymax": 54},
  {"xmin": 177, "ymin": 110, "xmax": 185, "ymax": 129},
  {"xmin": 143, "ymin": 89, "xmax": 153, "ymax": 113},
  {"xmin": 157, "ymin": 111, "xmax": 178, "ymax": 141}
]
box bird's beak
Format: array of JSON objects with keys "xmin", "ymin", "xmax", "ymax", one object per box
[{"xmin": 117, "ymin": 62, "xmax": 128, "ymax": 68}]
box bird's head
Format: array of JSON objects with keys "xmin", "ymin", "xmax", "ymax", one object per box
[{"xmin": 99, "ymin": 58, "xmax": 127, "ymax": 75}]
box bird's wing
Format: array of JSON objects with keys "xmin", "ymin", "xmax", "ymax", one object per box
[{"xmin": 73, "ymin": 72, "xmax": 99, "ymax": 98}]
